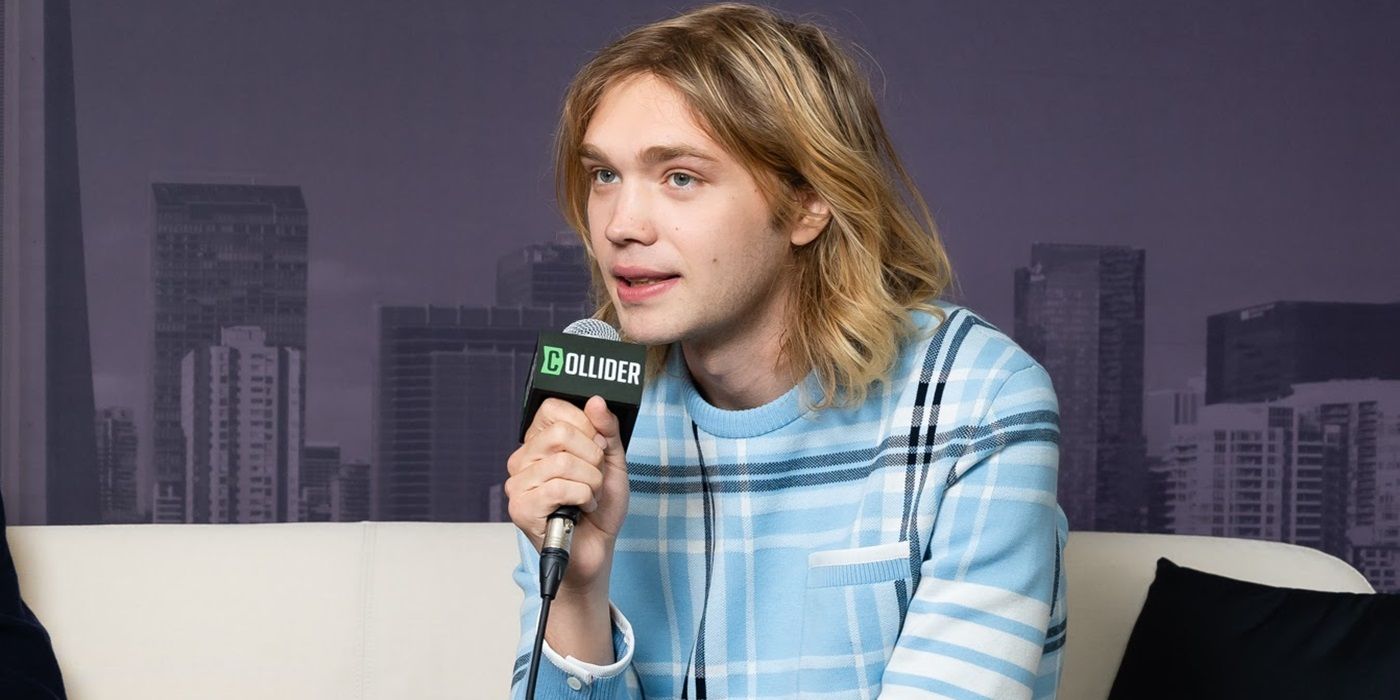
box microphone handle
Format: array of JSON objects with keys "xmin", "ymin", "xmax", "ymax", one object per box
[
  {"xmin": 541, "ymin": 506, "xmax": 581, "ymax": 566},
  {"xmin": 539, "ymin": 505, "xmax": 580, "ymax": 602},
  {"xmin": 549, "ymin": 505, "xmax": 582, "ymax": 523}
]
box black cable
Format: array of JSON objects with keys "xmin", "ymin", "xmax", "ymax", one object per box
[
  {"xmin": 525, "ymin": 510, "xmax": 577, "ymax": 700},
  {"xmin": 524, "ymin": 594, "xmax": 552, "ymax": 700}
]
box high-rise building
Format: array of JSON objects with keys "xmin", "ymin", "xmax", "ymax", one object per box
[
  {"xmin": 1144, "ymin": 376, "xmax": 1204, "ymax": 533},
  {"xmin": 181, "ymin": 326, "xmax": 303, "ymax": 524},
  {"xmin": 373, "ymin": 240, "xmax": 590, "ymax": 522},
  {"xmin": 331, "ymin": 460, "xmax": 370, "ymax": 522},
  {"xmin": 495, "ymin": 238, "xmax": 592, "ymax": 308},
  {"xmin": 1157, "ymin": 379, "xmax": 1400, "ymax": 590},
  {"xmin": 0, "ymin": 0, "xmax": 100, "ymax": 525},
  {"xmin": 371, "ymin": 304, "xmax": 584, "ymax": 521},
  {"xmin": 1015, "ymin": 243, "xmax": 1148, "ymax": 532},
  {"xmin": 150, "ymin": 183, "xmax": 308, "ymax": 523},
  {"xmin": 301, "ymin": 443, "xmax": 340, "ymax": 522},
  {"xmin": 1144, "ymin": 376, "xmax": 1204, "ymax": 460},
  {"xmin": 1288, "ymin": 381, "xmax": 1400, "ymax": 594},
  {"xmin": 1157, "ymin": 402, "xmax": 1339, "ymax": 556},
  {"xmin": 95, "ymin": 407, "xmax": 139, "ymax": 524},
  {"xmin": 1206, "ymin": 301, "xmax": 1400, "ymax": 405}
]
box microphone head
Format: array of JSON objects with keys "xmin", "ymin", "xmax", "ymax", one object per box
[
  {"xmin": 563, "ymin": 318, "xmax": 621, "ymax": 342},
  {"xmin": 523, "ymin": 317, "xmax": 645, "ymax": 448}
]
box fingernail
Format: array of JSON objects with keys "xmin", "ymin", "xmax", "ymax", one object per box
[{"xmin": 593, "ymin": 434, "xmax": 608, "ymax": 451}]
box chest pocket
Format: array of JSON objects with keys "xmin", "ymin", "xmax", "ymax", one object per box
[{"xmin": 798, "ymin": 540, "xmax": 913, "ymax": 696}]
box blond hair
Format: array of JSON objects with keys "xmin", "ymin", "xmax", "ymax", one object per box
[{"xmin": 554, "ymin": 2, "xmax": 955, "ymax": 408}]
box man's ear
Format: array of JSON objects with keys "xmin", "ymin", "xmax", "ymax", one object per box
[{"xmin": 789, "ymin": 189, "xmax": 832, "ymax": 247}]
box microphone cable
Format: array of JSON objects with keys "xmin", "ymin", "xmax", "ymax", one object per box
[{"xmin": 525, "ymin": 504, "xmax": 580, "ymax": 700}]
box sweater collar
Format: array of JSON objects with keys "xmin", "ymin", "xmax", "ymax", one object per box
[{"xmin": 667, "ymin": 348, "xmax": 819, "ymax": 438}]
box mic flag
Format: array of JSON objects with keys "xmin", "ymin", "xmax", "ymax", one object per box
[{"xmin": 519, "ymin": 320, "xmax": 647, "ymax": 449}]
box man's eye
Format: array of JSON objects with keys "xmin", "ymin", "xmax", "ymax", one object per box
[
  {"xmin": 668, "ymin": 173, "xmax": 695, "ymax": 188},
  {"xmin": 593, "ymin": 169, "xmax": 618, "ymax": 184}
]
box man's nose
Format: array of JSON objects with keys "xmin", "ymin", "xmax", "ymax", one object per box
[{"xmin": 602, "ymin": 185, "xmax": 658, "ymax": 246}]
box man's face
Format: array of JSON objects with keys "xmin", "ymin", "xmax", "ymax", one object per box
[{"xmin": 581, "ymin": 74, "xmax": 804, "ymax": 351}]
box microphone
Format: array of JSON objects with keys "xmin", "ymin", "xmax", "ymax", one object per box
[
  {"xmin": 521, "ymin": 319, "xmax": 646, "ymax": 700},
  {"xmin": 519, "ymin": 319, "xmax": 646, "ymax": 599}
]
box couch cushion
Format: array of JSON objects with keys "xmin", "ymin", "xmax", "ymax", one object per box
[
  {"xmin": 1109, "ymin": 557, "xmax": 1400, "ymax": 699},
  {"xmin": 9, "ymin": 523, "xmax": 368, "ymax": 699},
  {"xmin": 1062, "ymin": 532, "xmax": 1372, "ymax": 700}
]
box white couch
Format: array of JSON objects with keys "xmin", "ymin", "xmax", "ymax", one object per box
[{"xmin": 7, "ymin": 523, "xmax": 1374, "ymax": 699}]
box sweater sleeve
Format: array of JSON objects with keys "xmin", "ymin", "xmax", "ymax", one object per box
[
  {"xmin": 509, "ymin": 530, "xmax": 644, "ymax": 699},
  {"xmin": 879, "ymin": 363, "xmax": 1068, "ymax": 699}
]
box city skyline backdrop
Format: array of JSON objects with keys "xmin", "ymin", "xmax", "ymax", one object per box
[
  {"xmin": 67, "ymin": 0, "xmax": 1399, "ymax": 463},
  {"xmin": 3, "ymin": 0, "xmax": 1399, "ymax": 586}
]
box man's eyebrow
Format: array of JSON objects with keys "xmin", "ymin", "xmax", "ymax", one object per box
[{"xmin": 579, "ymin": 143, "xmax": 720, "ymax": 165}]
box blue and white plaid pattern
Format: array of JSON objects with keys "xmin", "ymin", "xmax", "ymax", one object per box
[{"xmin": 513, "ymin": 301, "xmax": 1068, "ymax": 699}]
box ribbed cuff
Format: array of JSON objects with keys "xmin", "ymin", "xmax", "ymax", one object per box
[{"xmin": 531, "ymin": 602, "xmax": 634, "ymax": 698}]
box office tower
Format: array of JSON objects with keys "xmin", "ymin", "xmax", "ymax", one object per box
[
  {"xmin": 95, "ymin": 407, "xmax": 140, "ymax": 524},
  {"xmin": 181, "ymin": 326, "xmax": 303, "ymax": 524},
  {"xmin": 1015, "ymin": 243, "xmax": 1148, "ymax": 532},
  {"xmin": 1144, "ymin": 376, "xmax": 1204, "ymax": 533},
  {"xmin": 301, "ymin": 443, "xmax": 340, "ymax": 522},
  {"xmin": 1144, "ymin": 376, "xmax": 1204, "ymax": 460},
  {"xmin": 495, "ymin": 238, "xmax": 592, "ymax": 308},
  {"xmin": 1206, "ymin": 301, "xmax": 1400, "ymax": 405},
  {"xmin": 150, "ymin": 183, "xmax": 308, "ymax": 523},
  {"xmin": 1157, "ymin": 403, "xmax": 1333, "ymax": 555},
  {"xmin": 0, "ymin": 0, "xmax": 100, "ymax": 525},
  {"xmin": 330, "ymin": 460, "xmax": 370, "ymax": 522},
  {"xmin": 1287, "ymin": 381, "xmax": 1400, "ymax": 594},
  {"xmin": 372, "ymin": 240, "xmax": 590, "ymax": 522},
  {"xmin": 1157, "ymin": 380, "xmax": 1400, "ymax": 580},
  {"xmin": 371, "ymin": 304, "xmax": 583, "ymax": 521}
]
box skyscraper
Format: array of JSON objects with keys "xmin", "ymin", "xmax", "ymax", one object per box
[
  {"xmin": 150, "ymin": 183, "xmax": 308, "ymax": 523},
  {"xmin": 1157, "ymin": 400, "xmax": 1343, "ymax": 557},
  {"xmin": 1206, "ymin": 301, "xmax": 1400, "ymax": 405},
  {"xmin": 371, "ymin": 304, "xmax": 584, "ymax": 521},
  {"xmin": 373, "ymin": 239, "xmax": 591, "ymax": 522},
  {"xmin": 1290, "ymin": 381, "xmax": 1400, "ymax": 594},
  {"xmin": 1144, "ymin": 376, "xmax": 1204, "ymax": 460},
  {"xmin": 1015, "ymin": 243, "xmax": 1148, "ymax": 532},
  {"xmin": 1157, "ymin": 379, "xmax": 1400, "ymax": 591},
  {"xmin": 331, "ymin": 460, "xmax": 370, "ymax": 522},
  {"xmin": 1144, "ymin": 376, "xmax": 1204, "ymax": 534},
  {"xmin": 181, "ymin": 326, "xmax": 303, "ymax": 524},
  {"xmin": 95, "ymin": 407, "xmax": 139, "ymax": 524},
  {"xmin": 0, "ymin": 0, "xmax": 100, "ymax": 525},
  {"xmin": 301, "ymin": 443, "xmax": 341, "ymax": 522},
  {"xmin": 495, "ymin": 238, "xmax": 592, "ymax": 307}
]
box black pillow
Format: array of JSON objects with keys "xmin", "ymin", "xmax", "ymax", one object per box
[{"xmin": 1108, "ymin": 557, "xmax": 1400, "ymax": 700}]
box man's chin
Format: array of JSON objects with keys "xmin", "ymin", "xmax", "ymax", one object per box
[{"xmin": 617, "ymin": 317, "xmax": 681, "ymax": 347}]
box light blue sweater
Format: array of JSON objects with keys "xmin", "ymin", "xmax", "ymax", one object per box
[{"xmin": 513, "ymin": 301, "xmax": 1068, "ymax": 698}]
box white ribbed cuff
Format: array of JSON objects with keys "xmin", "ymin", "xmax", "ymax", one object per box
[{"xmin": 541, "ymin": 601, "xmax": 635, "ymax": 683}]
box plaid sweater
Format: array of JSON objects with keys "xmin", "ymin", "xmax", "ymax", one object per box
[{"xmin": 512, "ymin": 301, "xmax": 1068, "ymax": 699}]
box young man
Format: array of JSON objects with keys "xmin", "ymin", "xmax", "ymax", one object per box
[{"xmin": 506, "ymin": 4, "xmax": 1067, "ymax": 698}]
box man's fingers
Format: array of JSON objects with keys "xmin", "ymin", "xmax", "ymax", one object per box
[
  {"xmin": 512, "ymin": 420, "xmax": 604, "ymax": 473},
  {"xmin": 512, "ymin": 451, "xmax": 604, "ymax": 495},
  {"xmin": 526, "ymin": 397, "xmax": 595, "ymax": 443},
  {"xmin": 527, "ymin": 479, "xmax": 596, "ymax": 520}
]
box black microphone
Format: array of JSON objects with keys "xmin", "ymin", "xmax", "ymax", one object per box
[
  {"xmin": 519, "ymin": 319, "xmax": 646, "ymax": 598},
  {"xmin": 521, "ymin": 319, "xmax": 646, "ymax": 700}
]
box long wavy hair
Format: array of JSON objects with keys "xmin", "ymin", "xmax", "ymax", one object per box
[{"xmin": 554, "ymin": 3, "xmax": 956, "ymax": 408}]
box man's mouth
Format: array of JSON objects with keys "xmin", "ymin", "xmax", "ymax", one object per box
[{"xmin": 619, "ymin": 275, "xmax": 678, "ymax": 287}]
